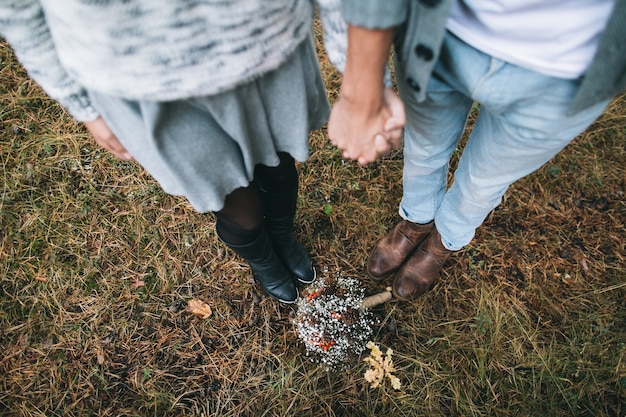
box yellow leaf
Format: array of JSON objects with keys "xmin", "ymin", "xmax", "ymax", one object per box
[
  {"xmin": 389, "ymin": 375, "xmax": 401, "ymax": 390},
  {"xmin": 364, "ymin": 369, "xmax": 379, "ymax": 383}
]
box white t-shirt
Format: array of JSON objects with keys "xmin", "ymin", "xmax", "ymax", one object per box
[{"xmin": 446, "ymin": 0, "xmax": 615, "ymax": 79}]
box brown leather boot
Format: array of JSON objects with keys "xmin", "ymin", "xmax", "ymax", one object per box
[
  {"xmin": 367, "ymin": 220, "xmax": 434, "ymax": 280},
  {"xmin": 392, "ymin": 227, "xmax": 453, "ymax": 301}
]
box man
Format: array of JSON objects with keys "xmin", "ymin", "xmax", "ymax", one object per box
[{"xmin": 328, "ymin": 0, "xmax": 625, "ymax": 301}]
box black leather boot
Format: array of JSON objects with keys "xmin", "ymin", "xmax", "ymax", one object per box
[
  {"xmin": 218, "ymin": 226, "xmax": 298, "ymax": 304},
  {"xmin": 259, "ymin": 186, "xmax": 316, "ymax": 285}
]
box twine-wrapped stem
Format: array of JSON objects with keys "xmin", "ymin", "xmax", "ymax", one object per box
[{"xmin": 361, "ymin": 287, "xmax": 392, "ymax": 309}]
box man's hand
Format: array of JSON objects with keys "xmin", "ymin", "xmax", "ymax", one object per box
[
  {"xmin": 84, "ymin": 117, "xmax": 134, "ymax": 161},
  {"xmin": 328, "ymin": 87, "xmax": 405, "ymax": 165}
]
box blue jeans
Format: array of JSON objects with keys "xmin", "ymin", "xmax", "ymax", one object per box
[{"xmin": 395, "ymin": 32, "xmax": 610, "ymax": 250}]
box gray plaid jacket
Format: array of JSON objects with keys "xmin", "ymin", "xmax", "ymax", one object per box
[{"xmin": 342, "ymin": 0, "xmax": 626, "ymax": 115}]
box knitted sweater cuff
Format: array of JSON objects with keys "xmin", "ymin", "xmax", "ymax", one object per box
[{"xmin": 58, "ymin": 92, "xmax": 100, "ymax": 122}]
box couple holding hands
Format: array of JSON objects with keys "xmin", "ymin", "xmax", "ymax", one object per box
[{"xmin": 2, "ymin": 0, "xmax": 623, "ymax": 303}]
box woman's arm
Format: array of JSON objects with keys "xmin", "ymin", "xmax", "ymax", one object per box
[{"xmin": 0, "ymin": 0, "xmax": 99, "ymax": 122}]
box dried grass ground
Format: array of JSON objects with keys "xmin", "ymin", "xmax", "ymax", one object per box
[{"xmin": 1, "ymin": 25, "xmax": 625, "ymax": 417}]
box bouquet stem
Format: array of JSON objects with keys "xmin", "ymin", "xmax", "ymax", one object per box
[{"xmin": 362, "ymin": 287, "xmax": 392, "ymax": 309}]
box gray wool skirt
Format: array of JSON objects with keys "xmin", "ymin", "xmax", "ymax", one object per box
[{"xmin": 89, "ymin": 34, "xmax": 330, "ymax": 213}]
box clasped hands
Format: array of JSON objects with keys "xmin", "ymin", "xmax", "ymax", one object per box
[
  {"xmin": 328, "ymin": 87, "xmax": 405, "ymax": 166},
  {"xmin": 84, "ymin": 87, "xmax": 405, "ymax": 165}
]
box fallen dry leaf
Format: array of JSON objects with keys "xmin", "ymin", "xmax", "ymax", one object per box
[
  {"xmin": 96, "ymin": 350, "xmax": 105, "ymax": 366},
  {"xmin": 580, "ymin": 258, "xmax": 590, "ymax": 276},
  {"xmin": 187, "ymin": 299, "xmax": 212, "ymax": 319},
  {"xmin": 130, "ymin": 280, "xmax": 145, "ymax": 290}
]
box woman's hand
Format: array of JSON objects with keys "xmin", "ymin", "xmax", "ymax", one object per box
[{"xmin": 84, "ymin": 117, "xmax": 134, "ymax": 161}]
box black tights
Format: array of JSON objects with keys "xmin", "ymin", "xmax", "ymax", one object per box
[{"xmin": 215, "ymin": 152, "xmax": 297, "ymax": 245}]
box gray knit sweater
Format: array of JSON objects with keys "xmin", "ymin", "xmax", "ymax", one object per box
[{"xmin": 0, "ymin": 0, "xmax": 346, "ymax": 121}]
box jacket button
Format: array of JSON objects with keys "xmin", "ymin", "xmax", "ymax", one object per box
[
  {"xmin": 407, "ymin": 77, "xmax": 421, "ymax": 92},
  {"xmin": 415, "ymin": 44, "xmax": 434, "ymax": 61},
  {"xmin": 419, "ymin": 0, "xmax": 442, "ymax": 7}
]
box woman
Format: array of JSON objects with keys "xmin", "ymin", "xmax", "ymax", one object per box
[{"xmin": 0, "ymin": 0, "xmax": 348, "ymax": 303}]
